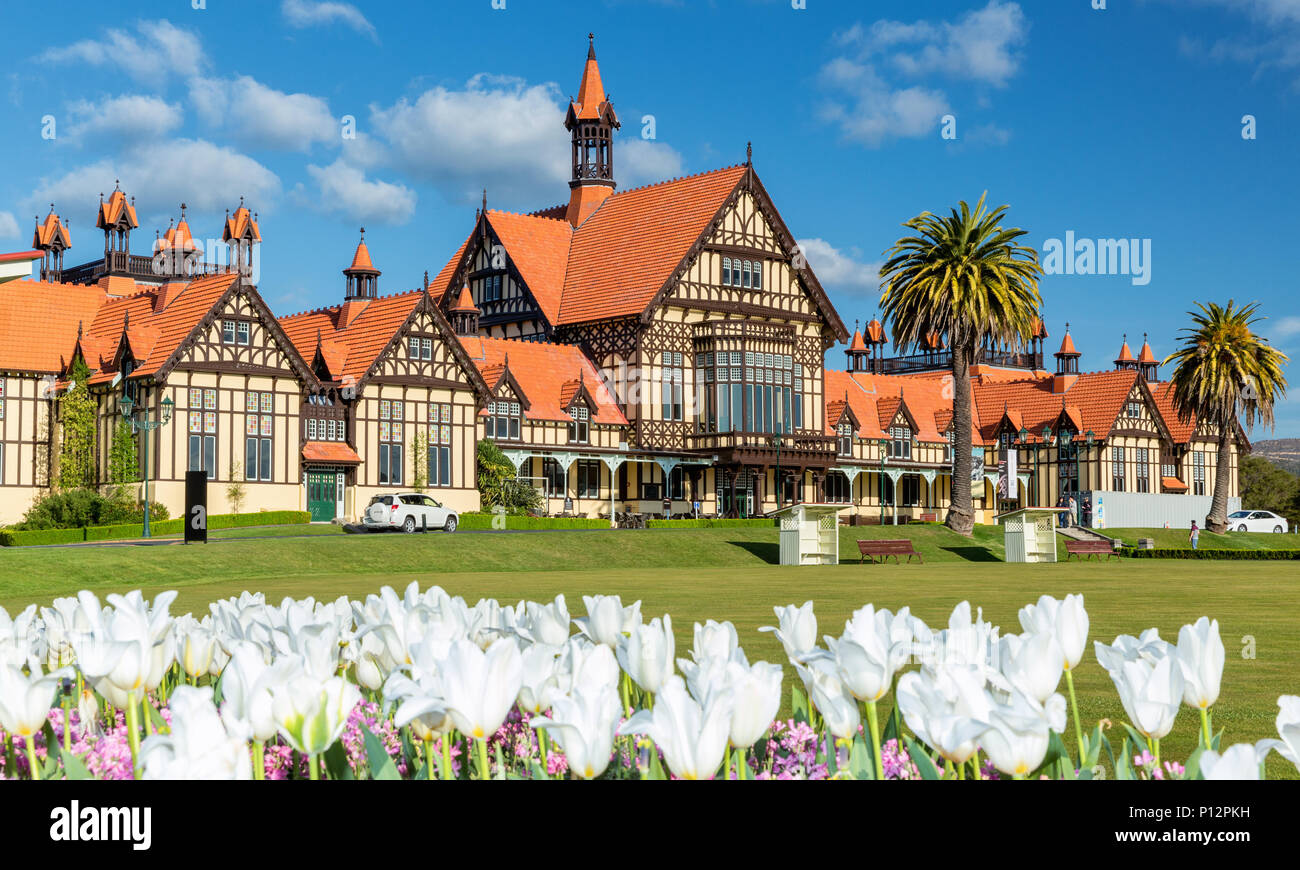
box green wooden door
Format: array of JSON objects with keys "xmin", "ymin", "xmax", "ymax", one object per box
[{"xmin": 307, "ymin": 471, "xmax": 336, "ymax": 522}]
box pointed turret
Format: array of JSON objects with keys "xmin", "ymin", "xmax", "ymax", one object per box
[
  {"xmin": 1114, "ymin": 334, "xmax": 1138, "ymax": 371},
  {"xmin": 1137, "ymin": 333, "xmax": 1159, "ymax": 381},
  {"xmin": 846, "ymin": 320, "xmax": 869, "ymax": 372},
  {"xmin": 564, "ymin": 33, "xmax": 621, "ymax": 227},
  {"xmin": 32, "ymin": 204, "xmax": 71, "ymax": 282},
  {"xmin": 343, "ymin": 228, "xmax": 380, "ymax": 300}
]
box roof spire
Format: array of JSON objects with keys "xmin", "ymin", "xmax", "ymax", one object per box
[
  {"xmin": 746, "ymin": 141, "xmax": 752, "ymax": 166},
  {"xmin": 588, "ymin": 32, "xmax": 596, "ymax": 60},
  {"xmin": 423, "ymin": 269, "xmax": 429, "ymax": 289},
  {"xmin": 482, "ymin": 189, "xmax": 487, "ymax": 213}
]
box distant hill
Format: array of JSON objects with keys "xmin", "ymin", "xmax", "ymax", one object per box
[{"xmin": 1253, "ymin": 439, "xmax": 1300, "ymax": 475}]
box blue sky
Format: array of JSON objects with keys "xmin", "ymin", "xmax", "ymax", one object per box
[{"xmin": 3, "ymin": 0, "xmax": 1298, "ymax": 436}]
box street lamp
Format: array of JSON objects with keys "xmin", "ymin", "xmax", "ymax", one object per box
[
  {"xmin": 120, "ymin": 392, "xmax": 175, "ymax": 538},
  {"xmin": 773, "ymin": 432, "xmax": 784, "ymax": 509},
  {"xmin": 878, "ymin": 438, "xmax": 890, "ymax": 525}
]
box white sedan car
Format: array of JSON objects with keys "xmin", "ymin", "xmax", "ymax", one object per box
[
  {"xmin": 364, "ymin": 493, "xmax": 459, "ymax": 533},
  {"xmin": 1226, "ymin": 510, "xmax": 1289, "ymax": 533}
]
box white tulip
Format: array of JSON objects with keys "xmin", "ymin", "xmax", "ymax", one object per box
[
  {"xmin": 828, "ymin": 604, "xmax": 910, "ymax": 702},
  {"xmin": 1099, "ymin": 645, "xmax": 1184, "ymax": 741},
  {"xmin": 176, "ymin": 615, "xmax": 217, "ymax": 681},
  {"xmin": 0, "ymin": 662, "xmax": 71, "ymax": 738},
  {"xmin": 619, "ymin": 675, "xmax": 733, "ymax": 780},
  {"xmin": 271, "ymin": 672, "xmax": 360, "ymax": 756},
  {"xmin": 574, "ymin": 595, "xmax": 642, "ymax": 648},
  {"xmin": 689, "ymin": 620, "xmax": 739, "ymax": 665},
  {"xmin": 1256, "ymin": 695, "xmax": 1300, "ymax": 774},
  {"xmin": 979, "ymin": 687, "xmax": 1064, "ymax": 778},
  {"xmin": 920, "ymin": 601, "xmax": 1005, "ymax": 690},
  {"xmin": 1176, "ymin": 617, "xmax": 1224, "ymax": 710},
  {"xmin": 531, "ymin": 682, "xmax": 622, "ymax": 779},
  {"xmin": 1093, "ymin": 628, "xmax": 1168, "ymax": 674},
  {"xmin": 554, "ymin": 637, "xmax": 621, "ymax": 697},
  {"xmin": 616, "ymin": 614, "xmax": 675, "ymax": 696},
  {"xmin": 725, "ymin": 659, "xmax": 783, "ymax": 750},
  {"xmin": 1200, "ymin": 743, "xmax": 1267, "ymax": 781},
  {"xmin": 439, "ymin": 638, "xmax": 523, "ymax": 739},
  {"xmin": 794, "ymin": 656, "xmax": 860, "ymax": 740},
  {"xmin": 515, "ymin": 595, "xmax": 572, "ymax": 648},
  {"xmin": 517, "ymin": 643, "xmax": 562, "ymax": 713},
  {"xmin": 759, "ymin": 601, "xmax": 817, "ymax": 663},
  {"xmin": 222, "ymin": 642, "xmax": 297, "ymax": 744},
  {"xmin": 1018, "ymin": 594, "xmax": 1089, "ymax": 671},
  {"xmin": 140, "ymin": 685, "xmax": 252, "ymax": 780},
  {"xmin": 897, "ymin": 665, "xmax": 991, "ymax": 765},
  {"xmin": 998, "ymin": 632, "xmax": 1065, "ymax": 704}
]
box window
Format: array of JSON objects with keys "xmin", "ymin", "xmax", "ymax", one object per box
[
  {"xmin": 222, "ymin": 320, "xmax": 236, "ymax": 344},
  {"xmin": 722, "ymin": 257, "xmax": 732, "ymax": 287},
  {"xmin": 1193, "ymin": 452, "xmax": 1206, "ymax": 496},
  {"xmin": 1111, "ymin": 446, "xmax": 1126, "ymax": 491},
  {"xmin": 542, "ymin": 457, "xmax": 566, "ymax": 497},
  {"xmin": 1058, "ymin": 430, "xmax": 1079, "ymax": 494},
  {"xmin": 378, "ymin": 400, "xmax": 404, "ymax": 485},
  {"xmin": 576, "ymin": 460, "xmax": 602, "ymax": 499},
  {"xmin": 186, "ymin": 389, "xmax": 218, "ymax": 479},
  {"xmin": 482, "ymin": 273, "xmax": 503, "ymax": 302},
  {"xmin": 661, "ymin": 352, "xmax": 683, "ymax": 421},
  {"xmin": 878, "ymin": 473, "xmax": 895, "ymax": 506},
  {"xmin": 944, "ymin": 428, "xmax": 954, "ymax": 463},
  {"xmin": 901, "ymin": 475, "xmax": 921, "ymax": 507},
  {"xmin": 1135, "ymin": 447, "xmax": 1150, "ymax": 493},
  {"xmin": 428, "ymin": 403, "xmax": 452, "ymax": 487},
  {"xmin": 669, "ymin": 466, "xmax": 685, "ymax": 500},
  {"xmin": 485, "ymin": 399, "xmax": 521, "ymax": 441},
  {"xmin": 237, "ymin": 322, "xmax": 250, "ymax": 346},
  {"xmin": 720, "ymin": 257, "xmax": 762, "ymax": 290},
  {"xmin": 243, "ymin": 392, "xmax": 274, "ymax": 481},
  {"xmin": 836, "ymin": 421, "xmax": 854, "ymax": 456},
  {"xmin": 825, "ymin": 471, "xmax": 851, "ymax": 503},
  {"xmin": 1126, "ymin": 401, "xmax": 1142, "ymax": 420},
  {"xmin": 408, "ymin": 337, "xmax": 433, "ymax": 361},
  {"xmin": 890, "ymin": 426, "xmax": 912, "ymax": 460},
  {"xmin": 569, "ymin": 405, "xmax": 590, "ymax": 443}
]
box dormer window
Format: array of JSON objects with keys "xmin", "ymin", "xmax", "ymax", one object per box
[
  {"xmin": 1126, "ymin": 401, "xmax": 1142, "ymax": 419},
  {"xmin": 486, "ymin": 400, "xmax": 521, "ymax": 440},
  {"xmin": 481, "ymin": 273, "xmax": 503, "ymax": 303},
  {"xmin": 408, "ymin": 336, "xmax": 433, "ymax": 361},
  {"xmin": 721, "ymin": 257, "xmax": 762, "ymax": 290},
  {"xmin": 569, "ymin": 405, "xmax": 590, "ymax": 443},
  {"xmin": 221, "ymin": 319, "xmax": 250, "ymax": 346},
  {"xmin": 889, "ymin": 425, "xmax": 912, "ymax": 460},
  {"xmin": 836, "ymin": 421, "xmax": 854, "ymax": 456}
]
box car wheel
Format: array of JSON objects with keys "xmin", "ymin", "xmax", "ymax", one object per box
[
  {"xmin": 444, "ymin": 515, "xmax": 458, "ymax": 533},
  {"xmin": 403, "ymin": 516, "xmax": 416, "ymax": 534},
  {"xmin": 1238, "ymin": 524, "xmax": 1248, "ymax": 532},
  {"xmin": 1275, "ymin": 525, "xmax": 1284, "ymax": 534}
]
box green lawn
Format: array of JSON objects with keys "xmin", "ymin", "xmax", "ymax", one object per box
[
  {"xmin": 1096, "ymin": 527, "xmax": 1300, "ymax": 550},
  {"xmin": 2, "ymin": 524, "xmax": 1295, "ymax": 778}
]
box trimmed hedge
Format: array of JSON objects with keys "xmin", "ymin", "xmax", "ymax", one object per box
[
  {"xmin": 646, "ymin": 518, "xmax": 778, "ymax": 529},
  {"xmin": 1120, "ymin": 547, "xmax": 1300, "ymax": 560},
  {"xmin": 0, "ymin": 511, "xmax": 311, "ymax": 547},
  {"xmin": 457, "ymin": 514, "xmax": 612, "ymax": 531}
]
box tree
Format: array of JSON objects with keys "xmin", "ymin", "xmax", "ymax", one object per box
[
  {"xmin": 227, "ymin": 459, "xmax": 247, "ymax": 515},
  {"xmin": 57, "ymin": 357, "xmax": 97, "ymax": 491},
  {"xmin": 879, "ymin": 193, "xmax": 1043, "ymax": 535},
  {"xmin": 1164, "ymin": 301, "xmax": 1289, "ymax": 532},
  {"xmin": 107, "ymin": 417, "xmax": 139, "ymax": 485},
  {"xmin": 1238, "ymin": 455, "xmax": 1298, "ymax": 527},
  {"xmin": 476, "ymin": 439, "xmax": 541, "ymax": 513}
]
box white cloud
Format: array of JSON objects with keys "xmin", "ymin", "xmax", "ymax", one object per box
[
  {"xmin": 189, "ymin": 76, "xmax": 338, "ymax": 152},
  {"xmin": 796, "ymin": 238, "xmax": 883, "ymax": 293},
  {"xmin": 1272, "ymin": 315, "xmax": 1300, "ymax": 339},
  {"xmin": 25, "ymin": 139, "xmax": 281, "ymax": 221},
  {"xmin": 371, "ymin": 74, "xmax": 571, "ymax": 206},
  {"xmin": 40, "ymin": 20, "xmax": 205, "ymax": 81},
  {"xmin": 819, "ymin": 2, "xmax": 1026, "ymax": 147},
  {"xmin": 1173, "ymin": 1, "xmax": 1300, "ymax": 87},
  {"xmin": 620, "ymin": 138, "xmax": 685, "ymax": 188},
  {"xmin": 66, "ymin": 94, "xmax": 182, "ymax": 140},
  {"xmin": 303, "ymin": 159, "xmax": 416, "ymax": 225},
  {"xmin": 281, "ymin": 0, "xmax": 378, "ymax": 41},
  {"xmin": 0, "ymin": 211, "xmax": 20, "ymax": 239}
]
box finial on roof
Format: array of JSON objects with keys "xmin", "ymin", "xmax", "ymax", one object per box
[
  {"xmin": 588, "ymin": 33, "xmax": 596, "ymax": 60},
  {"xmin": 180, "ymin": 203, "xmax": 187, "ymax": 219},
  {"xmin": 360, "ymin": 226, "xmax": 366, "ymax": 240},
  {"xmin": 240, "ymin": 195, "xmax": 245, "ymax": 208},
  {"xmin": 746, "ymin": 141, "xmax": 752, "ymax": 166},
  {"xmin": 482, "ymin": 189, "xmax": 487, "ymax": 212},
  {"xmin": 1065, "ymin": 321, "xmax": 1070, "ymax": 333},
  {"xmin": 423, "ymin": 269, "xmax": 429, "ymax": 288},
  {"xmin": 123, "ymin": 311, "xmax": 129, "ymax": 330},
  {"xmin": 316, "ymin": 327, "xmax": 323, "ymax": 345},
  {"xmin": 78, "ymin": 320, "xmax": 83, "ymax": 340},
  {"xmin": 114, "ymin": 179, "xmax": 120, "ymax": 191}
]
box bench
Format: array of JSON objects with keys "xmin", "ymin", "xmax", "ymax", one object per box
[
  {"xmin": 919, "ymin": 512, "xmax": 938, "ymax": 523},
  {"xmin": 1064, "ymin": 540, "xmax": 1116, "ymax": 561},
  {"xmin": 858, "ymin": 539, "xmax": 923, "ymax": 564}
]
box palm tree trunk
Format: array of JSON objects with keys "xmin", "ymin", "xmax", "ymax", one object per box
[
  {"xmin": 1206, "ymin": 416, "xmax": 1234, "ymax": 533},
  {"xmin": 945, "ymin": 342, "xmax": 975, "ymax": 536}
]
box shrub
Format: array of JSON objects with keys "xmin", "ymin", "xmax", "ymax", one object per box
[
  {"xmin": 646, "ymin": 518, "xmax": 779, "ymax": 528},
  {"xmin": 457, "ymin": 513, "xmax": 610, "ymax": 531},
  {"xmin": 0, "ymin": 510, "xmax": 311, "ymax": 547},
  {"xmin": 1120, "ymin": 547, "xmax": 1300, "ymax": 560}
]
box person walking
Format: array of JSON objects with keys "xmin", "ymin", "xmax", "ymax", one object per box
[
  {"xmin": 1190, "ymin": 520, "xmax": 1200, "ymax": 551},
  {"xmin": 1068, "ymin": 494, "xmax": 1078, "ymax": 528}
]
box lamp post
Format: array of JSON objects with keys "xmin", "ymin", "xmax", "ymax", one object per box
[
  {"xmin": 119, "ymin": 392, "xmax": 175, "ymax": 538},
  {"xmin": 878, "ymin": 438, "xmax": 890, "ymax": 525},
  {"xmin": 1040, "ymin": 426, "xmax": 1052, "ymax": 508},
  {"xmin": 773, "ymin": 432, "xmax": 784, "ymax": 509}
]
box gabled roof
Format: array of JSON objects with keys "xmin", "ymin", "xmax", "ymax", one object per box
[
  {"xmin": 347, "ymin": 237, "xmax": 378, "ymax": 273},
  {"xmin": 1148, "ymin": 381, "xmax": 1197, "ymax": 443},
  {"xmin": 97, "ymin": 189, "xmax": 138, "ymax": 230},
  {"xmin": 1057, "ymin": 331, "xmax": 1079, "ymax": 356},
  {"xmin": 458, "ymin": 335, "xmax": 627, "ymax": 425},
  {"xmin": 33, "ymin": 211, "xmax": 71, "ymax": 249},
  {"xmin": 281, "ymin": 289, "xmax": 426, "ymax": 385},
  {"xmin": 485, "ymin": 210, "xmax": 573, "ymax": 324},
  {"xmin": 0, "ymin": 280, "xmax": 107, "ymax": 373},
  {"xmin": 1138, "ymin": 339, "xmax": 1157, "ymax": 365},
  {"xmin": 158, "ymin": 219, "xmax": 200, "ymax": 253},
  {"xmin": 426, "ymin": 234, "xmax": 471, "ymax": 305},
  {"xmin": 972, "ymin": 369, "xmax": 1140, "ymax": 443},
  {"xmin": 223, "ymin": 205, "xmax": 261, "ymax": 243},
  {"xmin": 567, "ymin": 36, "xmax": 618, "ymax": 125}
]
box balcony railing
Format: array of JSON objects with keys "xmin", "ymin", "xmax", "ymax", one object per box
[
  {"xmin": 872, "ymin": 348, "xmax": 1044, "ymax": 375},
  {"xmin": 61, "ymin": 253, "xmax": 234, "ymax": 285},
  {"xmin": 686, "ymin": 431, "xmax": 836, "ymax": 455}
]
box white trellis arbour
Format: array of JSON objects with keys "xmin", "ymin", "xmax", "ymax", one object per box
[
  {"xmin": 998, "ymin": 507, "xmax": 1059, "ymax": 563},
  {"xmin": 771, "ymin": 503, "xmax": 846, "ymax": 566}
]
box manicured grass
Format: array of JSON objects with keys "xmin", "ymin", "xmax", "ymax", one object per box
[
  {"xmin": 1, "ymin": 525, "xmax": 1294, "ymax": 778},
  {"xmin": 1098, "ymin": 527, "xmax": 1300, "ymax": 550}
]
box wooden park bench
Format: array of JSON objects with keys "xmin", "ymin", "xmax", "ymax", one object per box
[
  {"xmin": 858, "ymin": 539, "xmax": 923, "ymax": 564},
  {"xmin": 1064, "ymin": 540, "xmax": 1116, "ymax": 561}
]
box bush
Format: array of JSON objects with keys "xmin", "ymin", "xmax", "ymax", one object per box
[
  {"xmin": 646, "ymin": 518, "xmax": 778, "ymax": 528},
  {"xmin": 457, "ymin": 513, "xmax": 611, "ymax": 531},
  {"xmin": 1120, "ymin": 547, "xmax": 1300, "ymax": 560},
  {"xmin": 0, "ymin": 510, "xmax": 311, "ymax": 547}
]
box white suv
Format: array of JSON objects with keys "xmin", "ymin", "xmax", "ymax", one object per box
[{"xmin": 364, "ymin": 493, "xmax": 459, "ymax": 533}]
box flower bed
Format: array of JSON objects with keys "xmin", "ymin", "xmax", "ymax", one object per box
[{"xmin": 0, "ymin": 587, "xmax": 1295, "ymax": 780}]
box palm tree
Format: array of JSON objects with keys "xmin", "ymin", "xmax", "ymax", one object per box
[
  {"xmin": 879, "ymin": 193, "xmax": 1043, "ymax": 536},
  {"xmin": 1163, "ymin": 301, "xmax": 1288, "ymax": 533}
]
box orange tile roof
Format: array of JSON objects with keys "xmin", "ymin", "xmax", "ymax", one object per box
[
  {"xmin": 972, "ymin": 369, "xmax": 1139, "ymax": 443},
  {"xmin": 485, "ymin": 210, "xmax": 573, "ymax": 323},
  {"xmin": 559, "ymin": 166, "xmax": 747, "ymax": 324},
  {"xmin": 158, "ymin": 219, "xmax": 200, "ymax": 253},
  {"xmin": 826, "ymin": 398, "xmax": 849, "ymax": 427},
  {"xmin": 1162, "ymin": 476, "xmax": 1188, "ymax": 491},
  {"xmin": 280, "ymin": 289, "xmax": 427, "ymax": 385},
  {"xmin": 0, "ymin": 280, "xmax": 107, "ymax": 373},
  {"xmin": 848, "ymin": 330, "xmax": 866, "ymax": 352},
  {"xmin": 1149, "ymin": 381, "xmax": 1196, "ymax": 442},
  {"xmin": 426, "ymin": 234, "xmax": 470, "ymax": 305},
  {"xmin": 33, "ymin": 212, "xmax": 71, "ymax": 249},
  {"xmin": 85, "ymin": 273, "xmax": 241, "ymax": 382},
  {"xmin": 866, "ymin": 319, "xmax": 887, "ymax": 344},
  {"xmin": 1057, "ymin": 331, "xmax": 1078, "ymax": 356},
  {"xmin": 97, "ymin": 189, "xmax": 138, "ymax": 230},
  {"xmin": 1138, "ymin": 339, "xmax": 1157, "ymax": 365},
  {"xmin": 348, "ymin": 238, "xmax": 377, "ymax": 273},
  {"xmin": 571, "ymin": 37, "xmax": 613, "ymax": 122},
  {"xmin": 223, "ymin": 206, "xmax": 261, "ymax": 243},
  {"xmin": 458, "ymin": 335, "xmax": 627, "ymax": 425},
  {"xmin": 303, "ymin": 442, "xmax": 362, "ymax": 464},
  {"xmin": 449, "ymin": 285, "xmax": 478, "ymax": 312},
  {"xmin": 1115, "ymin": 340, "xmax": 1135, "ymax": 363}
]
